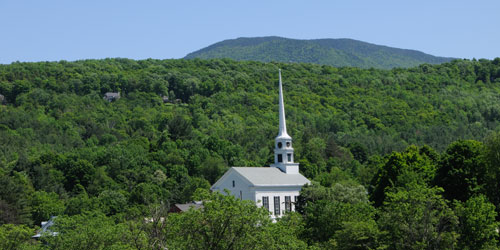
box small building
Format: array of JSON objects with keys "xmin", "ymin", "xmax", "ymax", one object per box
[
  {"xmin": 103, "ymin": 92, "xmax": 120, "ymax": 102},
  {"xmin": 162, "ymin": 95, "xmax": 169, "ymax": 103},
  {"xmin": 211, "ymin": 70, "xmax": 310, "ymax": 219},
  {"xmin": 32, "ymin": 216, "xmax": 58, "ymax": 239},
  {"xmin": 169, "ymin": 201, "xmax": 204, "ymax": 213}
]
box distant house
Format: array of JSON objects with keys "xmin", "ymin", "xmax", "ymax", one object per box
[
  {"xmin": 169, "ymin": 201, "xmax": 204, "ymax": 213},
  {"xmin": 162, "ymin": 95, "xmax": 169, "ymax": 103},
  {"xmin": 32, "ymin": 216, "xmax": 58, "ymax": 239},
  {"xmin": 0, "ymin": 94, "xmax": 4, "ymax": 104},
  {"xmin": 103, "ymin": 92, "xmax": 120, "ymax": 102}
]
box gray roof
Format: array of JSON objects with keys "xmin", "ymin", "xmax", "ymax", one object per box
[
  {"xmin": 174, "ymin": 202, "xmax": 203, "ymax": 212},
  {"xmin": 33, "ymin": 216, "xmax": 58, "ymax": 238},
  {"xmin": 104, "ymin": 92, "xmax": 120, "ymax": 97},
  {"xmin": 232, "ymin": 167, "xmax": 310, "ymax": 186}
]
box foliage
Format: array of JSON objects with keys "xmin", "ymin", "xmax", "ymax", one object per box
[
  {"xmin": 333, "ymin": 220, "xmax": 387, "ymax": 250},
  {"xmin": 483, "ymin": 132, "xmax": 500, "ymax": 210},
  {"xmin": 165, "ymin": 191, "xmax": 272, "ymax": 250},
  {"xmin": 0, "ymin": 57, "xmax": 500, "ymax": 248},
  {"xmin": 29, "ymin": 191, "xmax": 65, "ymax": 226},
  {"xmin": 434, "ymin": 140, "xmax": 486, "ymax": 202},
  {"xmin": 39, "ymin": 212, "xmax": 147, "ymax": 250},
  {"xmin": 370, "ymin": 146, "xmax": 437, "ymax": 206},
  {"xmin": 0, "ymin": 224, "xmax": 34, "ymax": 250},
  {"xmin": 266, "ymin": 213, "xmax": 309, "ymax": 250},
  {"xmin": 378, "ymin": 184, "xmax": 458, "ymax": 250},
  {"xmin": 454, "ymin": 195, "xmax": 499, "ymax": 250},
  {"xmin": 297, "ymin": 183, "xmax": 384, "ymax": 249},
  {"xmin": 302, "ymin": 200, "xmax": 377, "ymax": 244}
]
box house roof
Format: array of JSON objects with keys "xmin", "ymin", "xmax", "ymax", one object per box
[
  {"xmin": 33, "ymin": 216, "xmax": 58, "ymax": 238},
  {"xmin": 104, "ymin": 92, "xmax": 120, "ymax": 97},
  {"xmin": 229, "ymin": 167, "xmax": 310, "ymax": 187},
  {"xmin": 175, "ymin": 203, "xmax": 203, "ymax": 212}
]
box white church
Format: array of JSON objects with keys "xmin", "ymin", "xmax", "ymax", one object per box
[{"xmin": 211, "ymin": 70, "xmax": 310, "ymax": 218}]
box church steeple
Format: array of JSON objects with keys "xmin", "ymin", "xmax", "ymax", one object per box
[
  {"xmin": 277, "ymin": 69, "xmax": 291, "ymax": 140},
  {"xmin": 271, "ymin": 69, "xmax": 299, "ymax": 174}
]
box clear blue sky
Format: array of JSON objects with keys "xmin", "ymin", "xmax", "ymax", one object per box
[{"xmin": 1, "ymin": 0, "xmax": 498, "ymax": 64}]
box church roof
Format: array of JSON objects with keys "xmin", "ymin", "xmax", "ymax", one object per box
[{"xmin": 231, "ymin": 167, "xmax": 310, "ymax": 186}]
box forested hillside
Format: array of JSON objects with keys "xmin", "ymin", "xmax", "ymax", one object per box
[
  {"xmin": 185, "ymin": 36, "xmax": 455, "ymax": 69},
  {"xmin": 1, "ymin": 58, "xmax": 500, "ymax": 249}
]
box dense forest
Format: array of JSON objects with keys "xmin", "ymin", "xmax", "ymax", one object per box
[
  {"xmin": 185, "ymin": 36, "xmax": 454, "ymax": 69},
  {"xmin": 1, "ymin": 57, "xmax": 500, "ymax": 249}
]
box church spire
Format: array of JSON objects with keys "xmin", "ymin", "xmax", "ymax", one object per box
[
  {"xmin": 277, "ymin": 69, "xmax": 291, "ymax": 139},
  {"xmin": 271, "ymin": 69, "xmax": 299, "ymax": 174}
]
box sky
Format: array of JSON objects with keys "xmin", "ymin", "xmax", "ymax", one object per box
[{"xmin": 0, "ymin": 0, "xmax": 499, "ymax": 64}]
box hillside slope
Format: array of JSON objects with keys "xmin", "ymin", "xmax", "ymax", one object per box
[
  {"xmin": 185, "ymin": 36, "xmax": 455, "ymax": 69},
  {"xmin": 2, "ymin": 58, "xmax": 500, "ymax": 248}
]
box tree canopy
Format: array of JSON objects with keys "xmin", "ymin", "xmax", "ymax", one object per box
[{"xmin": 1, "ymin": 57, "xmax": 500, "ymax": 249}]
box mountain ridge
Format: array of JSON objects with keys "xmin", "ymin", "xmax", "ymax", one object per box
[{"xmin": 185, "ymin": 36, "xmax": 455, "ymax": 69}]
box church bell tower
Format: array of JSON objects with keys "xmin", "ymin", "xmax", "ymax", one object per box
[{"xmin": 271, "ymin": 69, "xmax": 299, "ymax": 174}]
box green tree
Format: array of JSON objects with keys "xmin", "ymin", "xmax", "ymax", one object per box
[
  {"xmin": 260, "ymin": 212, "xmax": 309, "ymax": 250},
  {"xmin": 302, "ymin": 199, "xmax": 376, "ymax": 245},
  {"xmin": 29, "ymin": 191, "xmax": 65, "ymax": 226},
  {"xmin": 434, "ymin": 140, "xmax": 485, "ymax": 202},
  {"xmin": 130, "ymin": 182, "xmax": 169, "ymax": 205},
  {"xmin": 378, "ymin": 184, "xmax": 458, "ymax": 250},
  {"xmin": 483, "ymin": 132, "xmax": 500, "ymax": 210},
  {"xmin": 296, "ymin": 182, "xmax": 368, "ymax": 215},
  {"xmin": 297, "ymin": 183, "xmax": 381, "ymax": 248},
  {"xmin": 41, "ymin": 212, "xmax": 146, "ymax": 250},
  {"xmin": 314, "ymin": 166, "xmax": 352, "ymax": 188},
  {"xmin": 348, "ymin": 142, "xmax": 368, "ymax": 163},
  {"xmin": 57, "ymin": 159, "xmax": 96, "ymax": 192},
  {"xmin": 199, "ymin": 156, "xmax": 228, "ymax": 184},
  {"xmin": 0, "ymin": 172, "xmax": 34, "ymax": 225},
  {"xmin": 454, "ymin": 195, "xmax": 499, "ymax": 250},
  {"xmin": 97, "ymin": 190, "xmax": 127, "ymax": 216},
  {"xmin": 166, "ymin": 191, "xmax": 272, "ymax": 250},
  {"xmin": 65, "ymin": 192, "xmax": 100, "ymax": 216},
  {"xmin": 370, "ymin": 146, "xmax": 437, "ymax": 207},
  {"xmin": 0, "ymin": 224, "xmax": 34, "ymax": 250},
  {"xmin": 333, "ymin": 220, "xmax": 386, "ymax": 250},
  {"xmin": 180, "ymin": 176, "xmax": 211, "ymax": 202}
]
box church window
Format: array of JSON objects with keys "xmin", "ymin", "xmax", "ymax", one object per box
[
  {"xmin": 263, "ymin": 196, "xmax": 269, "ymax": 211},
  {"xmin": 274, "ymin": 196, "xmax": 280, "ymax": 215},
  {"xmin": 277, "ymin": 142, "xmax": 282, "ymax": 148},
  {"xmin": 232, "ymin": 180, "xmax": 235, "ymax": 187},
  {"xmin": 286, "ymin": 142, "xmax": 291, "ymax": 147},
  {"xmin": 287, "ymin": 153, "xmax": 292, "ymax": 162},
  {"xmin": 285, "ymin": 196, "xmax": 291, "ymax": 212},
  {"xmin": 277, "ymin": 154, "xmax": 283, "ymax": 163},
  {"xmin": 240, "ymin": 191, "xmax": 242, "ymax": 200}
]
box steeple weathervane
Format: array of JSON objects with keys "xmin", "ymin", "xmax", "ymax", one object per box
[{"xmin": 271, "ymin": 69, "xmax": 299, "ymax": 174}]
